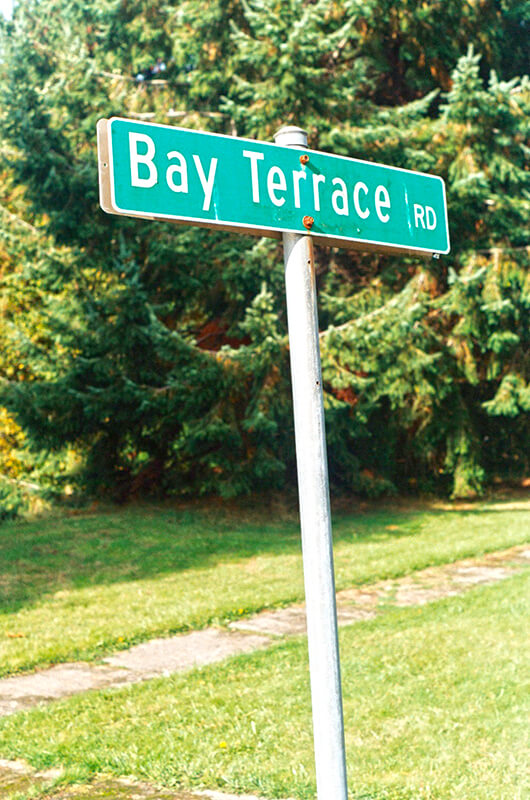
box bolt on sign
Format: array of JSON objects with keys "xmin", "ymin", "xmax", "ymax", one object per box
[{"xmin": 98, "ymin": 117, "xmax": 450, "ymax": 257}]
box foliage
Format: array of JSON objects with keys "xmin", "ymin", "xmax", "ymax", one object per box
[{"xmin": 0, "ymin": 0, "xmax": 528, "ymax": 503}]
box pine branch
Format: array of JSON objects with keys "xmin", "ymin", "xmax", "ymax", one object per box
[
  {"xmin": 320, "ymin": 284, "xmax": 417, "ymax": 338},
  {"xmin": 0, "ymin": 474, "xmax": 41, "ymax": 492},
  {"xmin": 0, "ymin": 204, "xmax": 39, "ymax": 234}
]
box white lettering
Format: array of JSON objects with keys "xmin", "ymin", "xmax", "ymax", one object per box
[
  {"xmin": 375, "ymin": 185, "xmax": 391, "ymax": 223},
  {"xmin": 353, "ymin": 181, "xmax": 370, "ymax": 219},
  {"xmin": 166, "ymin": 150, "xmax": 188, "ymax": 194},
  {"xmin": 292, "ymin": 169, "xmax": 307, "ymax": 209},
  {"xmin": 129, "ymin": 132, "xmax": 157, "ymax": 188},
  {"xmin": 331, "ymin": 177, "xmax": 349, "ymax": 216},
  {"xmin": 414, "ymin": 204, "xmax": 425, "ymax": 228},
  {"xmin": 192, "ymin": 154, "xmax": 218, "ymax": 211},
  {"xmin": 312, "ymin": 173, "xmax": 326, "ymax": 211},
  {"xmin": 267, "ymin": 166, "xmax": 287, "ymax": 207},
  {"xmin": 243, "ymin": 150, "xmax": 264, "ymax": 203},
  {"xmin": 426, "ymin": 206, "xmax": 437, "ymax": 230}
]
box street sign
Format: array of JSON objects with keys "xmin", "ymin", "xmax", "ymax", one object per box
[{"xmin": 98, "ymin": 117, "xmax": 450, "ymax": 256}]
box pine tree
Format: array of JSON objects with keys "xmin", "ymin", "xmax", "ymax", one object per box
[
  {"xmin": 317, "ymin": 49, "xmax": 529, "ymax": 497},
  {"xmin": 0, "ymin": 0, "xmax": 277, "ymax": 500},
  {"xmin": 0, "ymin": 0, "xmax": 527, "ymax": 504}
]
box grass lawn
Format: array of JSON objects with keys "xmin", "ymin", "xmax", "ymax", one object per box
[
  {"xmin": 1, "ymin": 499, "xmax": 529, "ymax": 675},
  {"xmin": 0, "ymin": 570, "xmax": 528, "ymax": 800}
]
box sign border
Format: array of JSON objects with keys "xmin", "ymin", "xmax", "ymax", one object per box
[{"xmin": 98, "ymin": 117, "xmax": 450, "ymax": 256}]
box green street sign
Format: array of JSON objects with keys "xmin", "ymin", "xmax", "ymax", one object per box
[{"xmin": 98, "ymin": 117, "xmax": 450, "ymax": 256}]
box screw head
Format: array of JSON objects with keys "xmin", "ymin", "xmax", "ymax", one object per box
[
  {"xmin": 302, "ymin": 215, "xmax": 314, "ymax": 230},
  {"xmin": 299, "ymin": 154, "xmax": 309, "ymax": 165}
]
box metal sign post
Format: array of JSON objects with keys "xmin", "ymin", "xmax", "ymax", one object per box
[
  {"xmin": 274, "ymin": 126, "xmax": 348, "ymax": 800},
  {"xmin": 98, "ymin": 117, "xmax": 451, "ymax": 800}
]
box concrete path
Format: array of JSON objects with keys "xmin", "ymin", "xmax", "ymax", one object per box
[
  {"xmin": 0, "ymin": 630, "xmax": 270, "ymax": 717},
  {"xmin": 0, "ymin": 544, "xmax": 528, "ymax": 719},
  {"xmin": 230, "ymin": 544, "xmax": 529, "ymax": 634}
]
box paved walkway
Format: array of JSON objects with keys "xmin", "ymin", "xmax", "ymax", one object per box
[{"xmin": 1, "ymin": 544, "xmax": 528, "ymax": 719}]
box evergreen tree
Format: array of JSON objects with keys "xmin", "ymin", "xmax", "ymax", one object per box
[
  {"xmin": 0, "ymin": 0, "xmax": 279, "ymax": 501},
  {"xmin": 0, "ymin": 0, "xmax": 527, "ymax": 505},
  {"xmin": 317, "ymin": 49, "xmax": 529, "ymax": 497}
]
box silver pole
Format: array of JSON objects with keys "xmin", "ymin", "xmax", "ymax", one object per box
[{"xmin": 274, "ymin": 125, "xmax": 348, "ymax": 800}]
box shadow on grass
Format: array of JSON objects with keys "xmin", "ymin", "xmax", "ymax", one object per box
[{"xmin": 0, "ymin": 500, "xmax": 528, "ymax": 614}]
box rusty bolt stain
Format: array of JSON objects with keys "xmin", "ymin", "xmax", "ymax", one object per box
[
  {"xmin": 299, "ymin": 154, "xmax": 309, "ymax": 165},
  {"xmin": 303, "ymin": 215, "xmax": 314, "ymax": 230}
]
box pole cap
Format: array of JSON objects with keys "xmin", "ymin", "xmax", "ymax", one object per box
[{"xmin": 274, "ymin": 125, "xmax": 308, "ymax": 148}]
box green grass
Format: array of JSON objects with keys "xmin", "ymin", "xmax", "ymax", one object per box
[
  {"xmin": 0, "ymin": 571, "xmax": 528, "ymax": 800},
  {"xmin": 1, "ymin": 500, "xmax": 529, "ymax": 675}
]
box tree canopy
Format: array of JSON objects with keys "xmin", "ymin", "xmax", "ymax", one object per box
[{"xmin": 0, "ymin": 0, "xmax": 528, "ymax": 511}]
